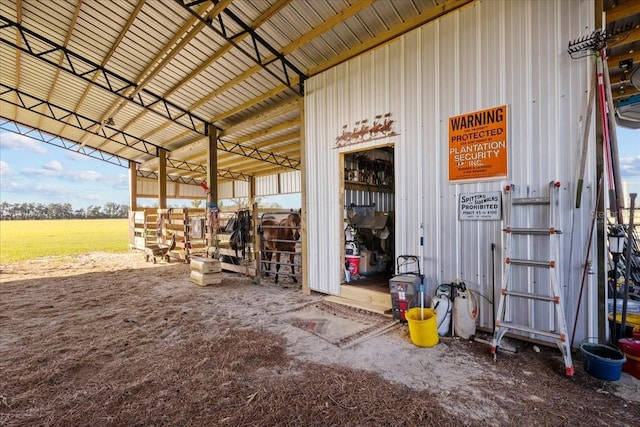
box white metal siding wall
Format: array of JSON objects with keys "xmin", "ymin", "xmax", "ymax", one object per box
[
  {"xmin": 234, "ymin": 180, "xmax": 249, "ymax": 198},
  {"xmin": 137, "ymin": 173, "xmax": 299, "ymax": 202},
  {"xmin": 280, "ymin": 170, "xmax": 301, "ymax": 194},
  {"xmin": 255, "ymin": 170, "xmax": 302, "ymax": 196},
  {"xmin": 218, "ymin": 182, "xmax": 234, "ymax": 200},
  {"xmin": 305, "ymin": 0, "xmax": 597, "ymax": 343},
  {"xmin": 216, "ymin": 180, "xmax": 249, "ymax": 200},
  {"xmin": 177, "ymin": 183, "xmax": 206, "ymax": 198},
  {"xmin": 255, "ymin": 175, "xmax": 279, "ymax": 196}
]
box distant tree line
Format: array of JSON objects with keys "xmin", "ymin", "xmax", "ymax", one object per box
[{"xmin": 0, "ymin": 202, "xmax": 130, "ymax": 220}]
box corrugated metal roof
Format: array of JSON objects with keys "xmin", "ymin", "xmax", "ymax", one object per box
[
  {"xmin": 1, "ymin": 0, "xmax": 634, "ymax": 191},
  {"xmin": 0, "ymin": 0, "xmax": 475, "ymax": 188}
]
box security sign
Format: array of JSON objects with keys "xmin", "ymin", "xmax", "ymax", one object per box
[{"xmin": 449, "ymin": 105, "xmax": 508, "ymax": 182}]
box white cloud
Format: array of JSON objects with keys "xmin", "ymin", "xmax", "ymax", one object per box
[
  {"xmin": 21, "ymin": 167, "xmax": 62, "ymax": 177},
  {"xmin": 0, "ymin": 132, "xmax": 48, "ymax": 155},
  {"xmin": 66, "ymin": 170, "xmax": 103, "ymax": 182},
  {"xmin": 619, "ymin": 155, "xmax": 640, "ymax": 177},
  {"xmin": 43, "ymin": 160, "xmax": 63, "ymax": 171},
  {"xmin": 0, "ymin": 160, "xmax": 13, "ymax": 177},
  {"xmin": 31, "ymin": 183, "xmax": 66, "ymax": 192},
  {"xmin": 0, "ymin": 179, "xmax": 20, "ymax": 191},
  {"xmin": 77, "ymin": 193, "xmax": 104, "ymax": 202},
  {"xmin": 112, "ymin": 173, "xmax": 129, "ymax": 190},
  {"xmin": 66, "ymin": 151, "xmax": 90, "ymax": 161}
]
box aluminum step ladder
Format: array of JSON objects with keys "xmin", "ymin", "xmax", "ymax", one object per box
[{"xmin": 490, "ymin": 181, "xmax": 574, "ymax": 377}]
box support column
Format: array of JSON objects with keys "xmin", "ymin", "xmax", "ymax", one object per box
[
  {"xmin": 207, "ymin": 124, "xmax": 218, "ymax": 206},
  {"xmin": 249, "ymin": 177, "xmax": 261, "ymax": 283},
  {"xmin": 300, "ymin": 99, "xmax": 309, "ymax": 295},
  {"xmin": 158, "ymin": 148, "xmax": 167, "ymax": 209},
  {"xmin": 129, "ymin": 160, "xmax": 138, "ymax": 211}
]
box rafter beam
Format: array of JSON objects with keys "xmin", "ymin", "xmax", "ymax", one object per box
[
  {"xmin": 0, "ymin": 84, "xmax": 161, "ymax": 156},
  {"xmin": 12, "ymin": 0, "xmax": 23, "ymax": 101},
  {"xmin": 136, "ymin": 169, "xmax": 204, "ymax": 186},
  {"xmin": 604, "ymin": 1, "xmax": 640, "ymax": 23},
  {"xmin": 138, "ymin": 139, "xmax": 299, "ymax": 175},
  {"xmin": 277, "ymin": 0, "xmax": 375, "ymax": 57},
  {"xmin": 38, "ymin": 0, "xmax": 82, "ymax": 132},
  {"xmin": 217, "ymin": 141, "xmax": 300, "ymax": 170},
  {"xmin": 211, "ymin": 81, "xmax": 297, "ymax": 123},
  {"xmin": 216, "ymin": 133, "xmax": 300, "ymax": 164},
  {"xmin": 138, "ymin": 127, "xmax": 299, "ymax": 171},
  {"xmin": 0, "ymin": 87, "xmax": 246, "ymax": 179},
  {"xmin": 0, "ymin": 17, "xmax": 211, "ymax": 135},
  {"xmin": 612, "ymin": 86, "xmax": 639, "ymax": 100},
  {"xmin": 231, "ymin": 120, "xmax": 300, "ymax": 144},
  {"xmin": 175, "ymin": 0, "xmax": 306, "ymax": 96},
  {"xmin": 136, "ymin": 158, "xmax": 250, "ymax": 183},
  {"xmin": 220, "ymin": 98, "xmax": 300, "ymax": 136},
  {"xmin": 231, "ymin": 153, "xmax": 301, "ymax": 176},
  {"xmin": 75, "ymin": 1, "xmax": 147, "ymax": 146},
  {"xmin": 0, "ymin": 118, "xmax": 130, "ymax": 168},
  {"xmin": 97, "ymin": 1, "xmax": 220, "ymax": 146},
  {"xmin": 164, "ymin": 0, "xmax": 291, "ymax": 102},
  {"xmin": 308, "ymin": 0, "xmax": 475, "ymax": 77},
  {"xmin": 217, "ymin": 137, "xmax": 300, "ymax": 169},
  {"xmin": 183, "ymin": 0, "xmax": 369, "ymax": 116},
  {"xmin": 166, "ymin": 157, "xmax": 251, "ymax": 181},
  {"xmin": 608, "ymin": 49, "xmax": 640, "ymax": 74},
  {"xmin": 190, "ymin": 64, "xmax": 264, "ymax": 112}
]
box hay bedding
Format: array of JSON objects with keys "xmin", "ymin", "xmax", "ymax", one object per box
[{"xmin": 0, "ymin": 252, "xmax": 639, "ymax": 426}]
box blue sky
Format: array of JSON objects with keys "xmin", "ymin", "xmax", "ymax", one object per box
[
  {"xmin": 616, "ymin": 126, "xmax": 640, "ymax": 204},
  {"xmin": 0, "ymin": 129, "xmax": 302, "ymax": 210},
  {"xmin": 0, "ymin": 126, "xmax": 638, "ymax": 210},
  {"xmin": 0, "ymin": 131, "xmax": 130, "ymax": 209}
]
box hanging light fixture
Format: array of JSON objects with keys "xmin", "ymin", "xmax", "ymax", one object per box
[
  {"xmin": 608, "ymin": 225, "xmax": 626, "ymax": 345},
  {"xmin": 608, "ymin": 225, "xmax": 626, "ymax": 255}
]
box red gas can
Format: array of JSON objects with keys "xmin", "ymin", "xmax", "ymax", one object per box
[{"xmin": 618, "ymin": 337, "xmax": 640, "ymax": 380}]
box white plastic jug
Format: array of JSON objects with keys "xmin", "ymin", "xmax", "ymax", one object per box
[
  {"xmin": 431, "ymin": 294, "xmax": 451, "ymax": 336},
  {"xmin": 453, "ymin": 289, "xmax": 478, "ymax": 339}
]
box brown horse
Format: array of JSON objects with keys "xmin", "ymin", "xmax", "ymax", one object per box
[{"xmin": 261, "ymin": 212, "xmax": 301, "ymax": 284}]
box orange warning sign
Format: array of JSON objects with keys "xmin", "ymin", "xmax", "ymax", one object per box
[{"xmin": 448, "ymin": 105, "xmax": 508, "ymax": 182}]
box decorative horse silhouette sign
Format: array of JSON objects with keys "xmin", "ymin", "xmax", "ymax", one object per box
[{"xmin": 334, "ymin": 113, "xmax": 396, "ymax": 148}]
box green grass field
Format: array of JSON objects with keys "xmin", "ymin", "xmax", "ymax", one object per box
[{"xmin": 0, "ymin": 219, "xmax": 130, "ymax": 263}]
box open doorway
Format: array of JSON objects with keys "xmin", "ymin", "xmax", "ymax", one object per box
[{"xmin": 342, "ymin": 146, "xmax": 395, "ymax": 292}]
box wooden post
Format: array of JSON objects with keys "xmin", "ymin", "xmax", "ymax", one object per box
[
  {"xmin": 206, "ymin": 124, "xmax": 218, "ymax": 258},
  {"xmin": 253, "ymin": 201, "xmax": 261, "ymax": 284},
  {"xmin": 129, "ymin": 160, "xmax": 138, "ymax": 211},
  {"xmin": 158, "ymin": 148, "xmax": 167, "ymax": 209},
  {"xmin": 207, "ymin": 124, "xmax": 218, "ymax": 207}
]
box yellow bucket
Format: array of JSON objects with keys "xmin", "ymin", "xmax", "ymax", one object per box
[{"xmin": 406, "ymin": 308, "xmax": 439, "ymax": 347}]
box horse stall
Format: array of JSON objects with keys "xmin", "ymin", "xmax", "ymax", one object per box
[
  {"xmin": 259, "ymin": 209, "xmax": 302, "ymax": 285},
  {"xmin": 129, "ymin": 208, "xmax": 207, "ymax": 263},
  {"xmin": 214, "ymin": 205, "xmax": 258, "ymax": 277}
]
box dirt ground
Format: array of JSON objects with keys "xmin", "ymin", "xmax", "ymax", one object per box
[{"xmin": 1, "ymin": 251, "xmax": 639, "ymax": 426}]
